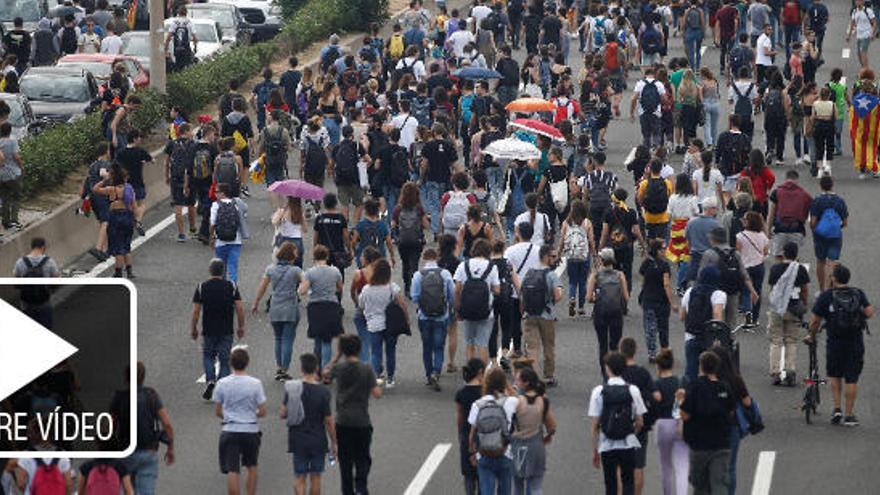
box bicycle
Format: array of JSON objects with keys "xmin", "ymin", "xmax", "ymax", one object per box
[{"xmin": 802, "ymin": 336, "xmax": 826, "ymax": 424}]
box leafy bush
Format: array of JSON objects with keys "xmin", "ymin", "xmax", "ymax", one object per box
[
  {"xmin": 275, "ymin": 0, "xmax": 309, "ymax": 21},
  {"xmin": 281, "ymin": 0, "xmax": 388, "ymax": 52}
]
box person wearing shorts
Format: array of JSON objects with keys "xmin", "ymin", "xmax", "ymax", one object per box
[
  {"xmin": 807, "ymin": 264, "xmax": 873, "ymax": 427},
  {"xmin": 212, "ymin": 348, "xmax": 266, "ymax": 495},
  {"xmin": 520, "ymin": 245, "xmax": 563, "ymax": 386},
  {"xmin": 810, "ymin": 176, "xmax": 848, "ymax": 291},
  {"xmin": 453, "ymin": 240, "xmax": 500, "ymax": 365}
]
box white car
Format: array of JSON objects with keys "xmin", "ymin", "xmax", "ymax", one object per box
[
  {"xmin": 208, "ymin": 0, "xmax": 282, "ymax": 24},
  {"xmin": 163, "ymin": 19, "xmax": 231, "ymax": 64}
]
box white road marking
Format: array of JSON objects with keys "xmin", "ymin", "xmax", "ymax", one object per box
[
  {"xmin": 751, "ymin": 451, "xmax": 776, "ymax": 495},
  {"xmin": 843, "ymin": 48, "xmax": 851, "ymax": 59},
  {"xmin": 700, "ymin": 45, "xmax": 707, "ymax": 57},
  {"xmin": 403, "ymin": 443, "xmax": 452, "ymax": 495},
  {"xmin": 82, "ymin": 213, "xmax": 177, "ymax": 277},
  {"xmin": 197, "ymin": 344, "xmax": 249, "ymax": 383}
]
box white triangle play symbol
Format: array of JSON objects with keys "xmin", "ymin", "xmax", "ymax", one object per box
[{"xmin": 0, "ymin": 297, "xmax": 78, "ymax": 402}]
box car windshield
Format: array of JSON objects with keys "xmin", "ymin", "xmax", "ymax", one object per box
[
  {"xmin": 121, "ymin": 35, "xmax": 150, "ymax": 58},
  {"xmin": 57, "ymin": 61, "xmax": 111, "ymax": 80},
  {"xmin": 189, "ymin": 7, "xmax": 233, "ymax": 29},
  {"xmin": 21, "ymin": 75, "xmax": 89, "ymax": 102},
  {"xmin": 192, "ymin": 23, "xmax": 219, "ymax": 43},
  {"xmin": 0, "ymin": 0, "xmax": 58, "ymax": 23}
]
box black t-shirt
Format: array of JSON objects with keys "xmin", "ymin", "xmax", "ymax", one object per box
[
  {"xmin": 116, "ymin": 146, "xmax": 152, "ymax": 187},
  {"xmin": 422, "ymin": 139, "xmax": 458, "ymax": 184},
  {"xmin": 330, "ymin": 360, "xmax": 376, "ymax": 428},
  {"xmin": 639, "ymin": 256, "xmax": 671, "ymax": 305},
  {"xmin": 287, "ymin": 382, "xmax": 332, "ymax": 456},
  {"xmin": 622, "ymin": 364, "xmax": 656, "ymax": 416},
  {"xmin": 603, "ymin": 206, "xmax": 639, "ymax": 247},
  {"xmin": 812, "ymin": 287, "xmax": 871, "ymax": 341},
  {"xmin": 455, "ymin": 385, "xmax": 482, "ymax": 438},
  {"xmin": 163, "ymin": 138, "xmax": 195, "ymax": 183},
  {"xmin": 314, "ymin": 212, "xmax": 348, "ymax": 252},
  {"xmin": 79, "ymin": 459, "xmax": 128, "ymax": 481},
  {"xmin": 376, "ymin": 143, "xmax": 406, "ymax": 184},
  {"xmin": 426, "ymin": 73, "xmax": 453, "ymax": 96},
  {"xmin": 654, "ymin": 375, "xmax": 684, "ymax": 419},
  {"xmin": 109, "ymin": 385, "xmax": 163, "ymax": 450},
  {"xmin": 192, "ymin": 278, "xmax": 241, "ymax": 337},
  {"xmin": 541, "ymin": 16, "xmax": 563, "ymax": 46},
  {"xmin": 767, "ymin": 262, "xmax": 810, "ymax": 307},
  {"xmin": 496, "ymin": 57, "xmax": 520, "ymax": 87},
  {"xmin": 680, "ymin": 376, "xmax": 736, "ymax": 451},
  {"xmin": 524, "ymin": 14, "xmax": 542, "ymax": 41}
]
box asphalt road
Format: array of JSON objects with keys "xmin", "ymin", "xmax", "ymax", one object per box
[{"xmin": 60, "ymin": 1, "xmax": 880, "ymax": 493}]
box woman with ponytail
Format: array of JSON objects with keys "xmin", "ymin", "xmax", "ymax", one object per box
[{"xmin": 511, "ymin": 367, "xmax": 556, "ymax": 495}]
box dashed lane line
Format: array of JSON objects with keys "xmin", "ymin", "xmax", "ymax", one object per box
[
  {"xmin": 403, "ymin": 443, "xmax": 453, "ymax": 495},
  {"xmin": 751, "ymin": 451, "xmax": 776, "ymax": 495}
]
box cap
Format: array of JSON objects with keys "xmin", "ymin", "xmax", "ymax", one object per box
[
  {"xmin": 701, "ymin": 196, "xmax": 719, "ymax": 210},
  {"xmin": 599, "ymin": 248, "xmax": 616, "ymax": 262},
  {"xmin": 329, "ymin": 33, "xmax": 340, "ymax": 45}
]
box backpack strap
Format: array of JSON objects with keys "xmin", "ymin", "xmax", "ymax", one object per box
[
  {"xmin": 22, "ymin": 256, "xmax": 33, "ymax": 269},
  {"xmin": 517, "ymin": 244, "xmax": 534, "ymax": 274}
]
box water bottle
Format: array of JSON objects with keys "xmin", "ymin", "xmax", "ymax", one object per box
[
  {"xmin": 672, "ymin": 398, "xmax": 681, "ymax": 420},
  {"xmin": 328, "ymin": 453, "xmax": 337, "ymax": 467}
]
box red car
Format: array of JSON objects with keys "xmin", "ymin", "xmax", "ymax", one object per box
[{"xmin": 57, "ymin": 54, "xmax": 149, "ymax": 90}]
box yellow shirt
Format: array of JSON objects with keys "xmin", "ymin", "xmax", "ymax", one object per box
[{"xmin": 638, "ymin": 176, "xmax": 673, "ymax": 224}]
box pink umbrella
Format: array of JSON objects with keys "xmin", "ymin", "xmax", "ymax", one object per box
[
  {"xmin": 267, "ymin": 180, "xmax": 325, "ymax": 200},
  {"xmin": 508, "ymin": 118, "xmax": 564, "ymax": 141}
]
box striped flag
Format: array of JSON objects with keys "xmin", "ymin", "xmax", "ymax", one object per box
[
  {"xmin": 126, "ymin": 0, "xmax": 138, "ymax": 30},
  {"xmin": 850, "ymin": 92, "xmax": 880, "ymax": 173}
]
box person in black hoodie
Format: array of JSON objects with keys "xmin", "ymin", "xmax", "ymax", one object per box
[
  {"xmin": 221, "ymin": 98, "xmax": 254, "ymax": 197},
  {"xmin": 495, "ymin": 45, "xmax": 520, "ymax": 105}
]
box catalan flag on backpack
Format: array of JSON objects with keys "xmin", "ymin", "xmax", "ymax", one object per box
[{"xmin": 850, "ymin": 92, "xmax": 880, "ymax": 173}]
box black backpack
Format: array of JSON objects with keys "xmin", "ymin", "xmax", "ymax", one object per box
[
  {"xmin": 388, "ymin": 145, "xmax": 410, "ymax": 187},
  {"xmin": 215, "ymin": 201, "xmax": 240, "ymax": 242},
  {"xmin": 491, "ymin": 258, "xmax": 514, "ymax": 307},
  {"xmin": 587, "ymin": 171, "xmax": 613, "ymax": 212},
  {"xmin": 600, "ymin": 384, "xmax": 635, "ymax": 440},
  {"xmin": 418, "ymin": 268, "xmax": 447, "ymax": 317},
  {"xmin": 358, "ymin": 221, "xmax": 382, "ymax": 250},
  {"xmin": 385, "ymin": 288, "xmax": 411, "ymax": 337},
  {"xmin": 639, "ymin": 80, "xmax": 661, "ymax": 114},
  {"xmin": 713, "ymin": 247, "xmax": 743, "ymax": 294},
  {"xmin": 169, "ymin": 138, "xmax": 192, "ymax": 179},
  {"xmin": 264, "ymin": 127, "xmax": 287, "ymax": 165},
  {"xmin": 732, "ymin": 83, "xmax": 754, "ymax": 118},
  {"xmin": 685, "ymin": 287, "xmax": 715, "ymax": 336},
  {"xmin": 643, "ymin": 177, "xmax": 669, "ymax": 214},
  {"xmin": 829, "ymin": 288, "xmax": 865, "ymax": 335},
  {"xmin": 521, "ymin": 268, "xmax": 550, "ymax": 316},
  {"xmin": 763, "ymin": 88, "xmax": 785, "ymax": 121},
  {"xmin": 333, "ymin": 139, "xmax": 359, "ymax": 185},
  {"xmin": 729, "ymin": 46, "xmax": 752, "ymax": 78},
  {"xmin": 18, "ymin": 257, "xmax": 50, "ymax": 305},
  {"xmin": 641, "ymin": 26, "xmax": 661, "ymax": 55},
  {"xmin": 718, "ymin": 132, "xmax": 749, "ymax": 176},
  {"xmin": 303, "ymin": 136, "xmax": 327, "ymax": 176},
  {"xmin": 60, "ymin": 26, "xmax": 77, "ymax": 55},
  {"xmin": 172, "ymin": 24, "xmax": 191, "ymax": 55},
  {"xmin": 459, "ymin": 262, "xmax": 492, "ymax": 321}
]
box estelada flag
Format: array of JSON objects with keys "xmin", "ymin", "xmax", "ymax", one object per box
[
  {"xmin": 126, "ymin": 0, "xmax": 138, "ymax": 30},
  {"xmin": 850, "ymin": 92, "xmax": 880, "ymax": 173}
]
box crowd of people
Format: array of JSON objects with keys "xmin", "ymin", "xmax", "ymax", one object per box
[{"xmin": 3, "ymin": 0, "xmax": 880, "ymax": 494}]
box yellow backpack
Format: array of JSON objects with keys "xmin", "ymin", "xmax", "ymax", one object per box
[
  {"xmin": 232, "ymin": 130, "xmax": 248, "ymax": 153},
  {"xmin": 388, "ymin": 33, "xmax": 405, "ymax": 60}
]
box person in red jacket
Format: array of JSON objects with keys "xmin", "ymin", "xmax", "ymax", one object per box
[
  {"xmin": 740, "ymin": 149, "xmax": 776, "ymax": 216},
  {"xmin": 767, "ymin": 169, "xmax": 812, "ymax": 259}
]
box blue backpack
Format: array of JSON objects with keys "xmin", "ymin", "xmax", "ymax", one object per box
[
  {"xmin": 641, "ymin": 26, "xmax": 661, "ymax": 55},
  {"xmin": 593, "ymin": 17, "xmax": 607, "ymax": 48},
  {"xmin": 814, "ymin": 206, "xmax": 843, "ymax": 239}
]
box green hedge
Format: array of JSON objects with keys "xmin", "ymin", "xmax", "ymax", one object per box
[{"xmin": 280, "ymin": 0, "xmax": 388, "ymax": 51}]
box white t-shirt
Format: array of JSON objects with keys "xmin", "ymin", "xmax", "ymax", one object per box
[
  {"xmin": 395, "ymin": 56, "xmax": 426, "ymax": 81},
  {"xmin": 667, "ymin": 194, "xmax": 700, "ymax": 219},
  {"xmin": 448, "ymin": 29, "xmax": 475, "ymax": 58},
  {"xmin": 681, "ymin": 287, "xmax": 728, "ymax": 340},
  {"xmin": 633, "ymin": 77, "xmax": 666, "ymax": 117},
  {"xmin": 18, "ymin": 457, "xmax": 72, "ymax": 494},
  {"xmin": 659, "ymin": 163, "xmax": 675, "ymax": 179},
  {"xmin": 587, "ymin": 377, "xmax": 648, "ymax": 453},
  {"xmin": 692, "ymin": 168, "xmax": 724, "ymax": 201},
  {"xmin": 755, "ymin": 33, "xmax": 773, "ymax": 66},
  {"xmin": 852, "ymin": 8, "xmax": 876, "ymax": 39},
  {"xmin": 391, "ymin": 112, "xmax": 420, "ymax": 151},
  {"xmin": 467, "ymin": 394, "xmax": 519, "ymax": 458},
  {"xmin": 210, "ymin": 198, "xmax": 247, "ymax": 246},
  {"xmin": 471, "ymin": 5, "xmax": 493, "ymax": 25},
  {"xmin": 79, "ymin": 31, "xmax": 100, "ymax": 53},
  {"xmin": 453, "ymin": 258, "xmax": 500, "ymax": 318},
  {"xmin": 504, "ymin": 241, "xmax": 541, "ymax": 298},
  {"xmin": 101, "ymin": 34, "xmax": 122, "ymax": 54},
  {"xmin": 514, "ymin": 211, "xmax": 551, "ymax": 246}
]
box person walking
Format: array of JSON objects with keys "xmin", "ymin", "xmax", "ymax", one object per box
[
  {"xmin": 314, "ymin": 193, "xmax": 353, "ymax": 281},
  {"xmin": 511, "ymin": 367, "xmax": 557, "ymax": 495},
  {"xmin": 0, "ymin": 121, "xmax": 23, "ymax": 231},
  {"xmin": 767, "ymin": 169, "xmax": 812, "ymax": 258},
  {"xmin": 847, "ymin": 0, "xmax": 877, "ymax": 70},
  {"xmin": 251, "ymin": 242, "xmax": 304, "ymax": 382},
  {"xmin": 212, "ymin": 348, "xmax": 267, "ymax": 495},
  {"xmin": 700, "ymin": 68, "xmax": 721, "ymax": 147},
  {"xmin": 13, "ymin": 237, "xmax": 60, "ymax": 329},
  {"xmin": 91, "ymin": 161, "xmax": 136, "ymax": 278},
  {"xmin": 210, "ymin": 183, "xmax": 249, "ymax": 283},
  {"xmin": 558, "ymin": 200, "xmax": 596, "ymax": 317},
  {"xmin": 521, "ymin": 245, "xmax": 564, "ymax": 387},
  {"xmin": 272, "ymin": 197, "xmax": 307, "ymax": 268},
  {"xmin": 468, "ymin": 367, "xmax": 518, "ymax": 495},
  {"xmin": 681, "ymin": 0, "xmax": 706, "ymax": 70},
  {"xmin": 637, "ymin": 160, "xmax": 674, "ymax": 242},
  {"xmin": 631, "ymin": 67, "xmax": 666, "ymax": 150},
  {"xmin": 588, "ymin": 248, "xmax": 630, "ymax": 378},
  {"xmin": 653, "ymin": 350, "xmax": 689, "ymax": 495},
  {"xmin": 711, "ymin": 344, "xmax": 757, "ymax": 495},
  {"xmin": 810, "ymin": 87, "xmax": 837, "ymax": 177},
  {"xmin": 685, "ymin": 197, "xmax": 721, "ymax": 283},
  {"xmin": 391, "ymin": 181, "xmax": 429, "ymax": 295},
  {"xmin": 411, "ymin": 248, "xmax": 455, "ymax": 391},
  {"xmin": 680, "ymin": 266, "xmax": 726, "ymax": 380},
  {"xmin": 299, "ymin": 245, "xmax": 344, "ymax": 370},
  {"xmin": 698, "ymin": 227, "xmax": 760, "ymax": 330},
  {"xmin": 455, "ymin": 358, "xmax": 486, "ymax": 495},
  {"xmin": 766, "ymin": 242, "xmax": 810, "ymax": 385},
  {"xmin": 735, "ymin": 212, "xmax": 769, "ymax": 326},
  {"xmin": 328, "ymin": 334, "xmax": 383, "ymax": 495},
  {"xmin": 454, "ymin": 239, "xmax": 501, "ymax": 364},
  {"xmin": 810, "ymin": 175, "xmax": 848, "ymax": 292},
  {"xmin": 667, "ymin": 173, "xmax": 700, "ymax": 293},
  {"xmin": 358, "ymin": 258, "xmax": 408, "ymax": 387},
  {"xmin": 640, "ymin": 239, "xmax": 678, "ymax": 362}
]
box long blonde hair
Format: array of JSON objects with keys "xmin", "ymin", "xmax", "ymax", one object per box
[{"xmin": 679, "ymin": 69, "xmax": 698, "ymax": 99}]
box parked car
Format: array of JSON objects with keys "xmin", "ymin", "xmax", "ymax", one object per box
[
  {"xmin": 20, "ymin": 66, "xmax": 99, "ymax": 122},
  {"xmin": 186, "ymin": 3, "xmax": 252, "ymax": 47},
  {"xmin": 164, "ymin": 18, "xmax": 231, "ymax": 63},
  {"xmin": 0, "ymin": 0, "xmax": 62, "ymax": 32},
  {"xmin": 0, "ymin": 92, "xmax": 46, "ymax": 138},
  {"xmin": 207, "ymin": 0, "xmax": 281, "ymax": 42},
  {"xmin": 57, "ymin": 53, "xmax": 149, "ymax": 89}
]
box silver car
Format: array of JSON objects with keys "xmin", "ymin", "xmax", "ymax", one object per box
[
  {"xmin": 0, "ymin": 92, "xmax": 45, "ymax": 138},
  {"xmin": 20, "ymin": 66, "xmax": 99, "ymax": 123}
]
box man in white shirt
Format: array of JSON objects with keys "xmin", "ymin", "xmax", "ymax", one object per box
[
  {"xmin": 447, "ymin": 20, "xmax": 475, "ymax": 58},
  {"xmin": 847, "ymin": 0, "xmax": 877, "ymax": 69},
  {"xmin": 391, "ymin": 100, "xmax": 420, "ymax": 151},
  {"xmin": 470, "ymin": 0, "xmax": 493, "ymax": 27},
  {"xmin": 630, "ymin": 66, "xmax": 666, "ymax": 150},
  {"xmin": 453, "ymin": 239, "xmax": 501, "ymax": 364},
  {"xmin": 754, "ymin": 23, "xmax": 775, "ymax": 85},
  {"xmin": 679, "ymin": 264, "xmax": 727, "ymax": 379},
  {"xmin": 394, "ymin": 46, "xmax": 426, "ymax": 81},
  {"xmin": 589, "ymin": 351, "xmax": 647, "ymax": 495},
  {"xmin": 79, "ymin": 18, "xmax": 100, "ymax": 53},
  {"xmin": 101, "ymin": 24, "xmax": 122, "ymax": 55}
]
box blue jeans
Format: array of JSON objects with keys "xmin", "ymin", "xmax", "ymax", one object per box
[
  {"xmin": 485, "ymin": 166, "xmax": 505, "ymax": 203},
  {"xmin": 418, "ymin": 318, "xmax": 448, "ymax": 378},
  {"xmin": 685, "ymin": 29, "xmax": 703, "ymax": 70},
  {"xmin": 384, "ymin": 184, "xmax": 399, "ymax": 227},
  {"xmin": 703, "ymin": 99, "xmax": 720, "ymax": 146},
  {"xmin": 203, "ymin": 334, "xmax": 233, "ymax": 383},
  {"xmin": 687, "ymin": 251, "xmax": 704, "ymax": 284},
  {"xmin": 370, "ymin": 330, "xmax": 398, "ymax": 379},
  {"xmin": 685, "ymin": 337, "xmax": 709, "ymax": 381},
  {"xmin": 123, "ymin": 450, "xmax": 159, "ymax": 495},
  {"xmin": 676, "ymin": 261, "xmax": 690, "ymax": 291},
  {"xmin": 834, "ymin": 119, "xmax": 844, "ymax": 155},
  {"xmin": 423, "ymin": 181, "xmax": 444, "ymax": 236},
  {"xmin": 214, "ymin": 243, "xmax": 242, "ymax": 283},
  {"xmin": 313, "ymin": 338, "xmax": 333, "ymax": 369},
  {"xmin": 478, "ymin": 455, "xmax": 513, "ymax": 495},
  {"xmin": 271, "ymin": 320, "xmax": 297, "ymax": 370},
  {"xmin": 567, "ymin": 259, "xmax": 589, "ymax": 309},
  {"xmin": 728, "ymin": 423, "xmax": 741, "ymax": 495},
  {"xmin": 323, "ymin": 117, "xmax": 340, "ymax": 146},
  {"xmin": 740, "ymin": 264, "xmax": 765, "ymax": 321},
  {"xmin": 354, "ymin": 313, "xmax": 371, "ymax": 363},
  {"xmin": 643, "ymin": 301, "xmax": 671, "ymax": 357}
]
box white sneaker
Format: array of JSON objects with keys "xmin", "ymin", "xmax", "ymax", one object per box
[
  {"xmin": 859, "ymin": 172, "xmax": 867, "ymax": 180},
  {"xmin": 385, "ymin": 378, "xmax": 396, "ymax": 389},
  {"xmin": 873, "ymin": 172, "xmax": 880, "ymax": 179},
  {"xmin": 822, "ymin": 165, "xmax": 832, "ymax": 177}
]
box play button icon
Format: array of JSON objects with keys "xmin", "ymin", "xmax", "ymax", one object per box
[{"xmin": 0, "ymin": 297, "xmax": 78, "ymax": 402}]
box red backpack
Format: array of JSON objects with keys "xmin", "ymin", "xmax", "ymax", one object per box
[
  {"xmin": 31, "ymin": 459, "xmax": 65, "ymax": 495},
  {"xmin": 604, "ymin": 41, "xmax": 620, "ymax": 71},
  {"xmin": 782, "ymin": 2, "xmax": 800, "ymax": 26},
  {"xmin": 85, "ymin": 464, "xmax": 122, "ymax": 495}
]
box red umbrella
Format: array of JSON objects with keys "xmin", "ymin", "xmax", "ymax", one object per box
[
  {"xmin": 267, "ymin": 179, "xmax": 325, "ymax": 200},
  {"xmin": 508, "ymin": 118, "xmax": 564, "ymax": 141}
]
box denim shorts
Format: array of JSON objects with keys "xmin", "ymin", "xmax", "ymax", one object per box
[
  {"xmin": 293, "ymin": 452, "xmax": 325, "ymax": 475},
  {"xmin": 461, "ymin": 319, "xmax": 493, "ymax": 347},
  {"xmin": 813, "ymin": 235, "xmax": 842, "ymax": 261},
  {"xmin": 857, "ymin": 37, "xmax": 871, "ymax": 54}
]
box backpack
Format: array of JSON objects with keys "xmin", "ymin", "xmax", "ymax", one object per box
[
  {"xmin": 398, "ymin": 207, "xmax": 423, "ymax": 246},
  {"xmin": 643, "ymin": 177, "xmax": 669, "ymax": 214},
  {"xmin": 320, "ymin": 45, "xmax": 340, "ymax": 73},
  {"xmin": 85, "ymin": 464, "xmax": 122, "ymax": 495},
  {"xmin": 333, "ymin": 139, "xmax": 359, "ymax": 185},
  {"xmin": 593, "ymin": 17, "xmax": 607, "ymax": 48},
  {"xmin": 639, "ymin": 80, "xmax": 661, "ymax": 114},
  {"xmin": 60, "ymin": 26, "xmax": 77, "ymax": 55},
  {"xmin": 603, "ymin": 41, "xmax": 621, "ymax": 71},
  {"xmin": 169, "ymin": 139, "xmax": 191, "ymax": 179},
  {"xmin": 296, "ymin": 88, "xmax": 311, "ymax": 117},
  {"xmin": 459, "ymin": 261, "xmax": 492, "ymax": 320},
  {"xmin": 764, "ymin": 89, "xmax": 785, "ymax": 120},
  {"xmin": 284, "ymin": 380, "xmax": 306, "ymax": 427},
  {"xmin": 521, "ymin": 268, "xmax": 551, "ymax": 316},
  {"xmin": 732, "ymin": 83, "xmax": 754, "ymax": 118},
  {"xmin": 609, "ymin": 209, "xmax": 631, "ymax": 248},
  {"xmin": 31, "ymin": 459, "xmax": 64, "ymax": 494},
  {"xmin": 814, "ymin": 205, "xmax": 843, "ymax": 239},
  {"xmin": 550, "ymin": 176, "xmax": 569, "ymax": 212},
  {"xmin": 419, "ymin": 268, "xmax": 447, "ymax": 317},
  {"xmin": 600, "ymin": 385, "xmax": 635, "ymax": 440},
  {"xmin": 215, "ymin": 153, "xmax": 239, "ymax": 185},
  {"xmin": 264, "ymin": 126, "xmax": 287, "ymax": 165},
  {"xmin": 173, "ymin": 23, "xmax": 191, "ymax": 54},
  {"xmin": 358, "ymin": 221, "xmax": 382, "ymax": 250},
  {"xmin": 443, "ymin": 191, "xmax": 470, "ymax": 233},
  {"xmin": 388, "ymin": 145, "xmax": 410, "ymax": 187},
  {"xmin": 588, "ymin": 172, "xmax": 613, "ymax": 212},
  {"xmin": 411, "ymin": 96, "xmax": 433, "ymax": 127},
  {"xmin": 685, "ymin": 7, "xmax": 703, "ymax": 30},
  {"xmin": 18, "ymin": 257, "xmax": 50, "ymax": 305},
  {"xmin": 303, "ymin": 136, "xmax": 327, "ymax": 176},
  {"xmin": 488, "ymin": 11, "xmax": 505, "ymax": 38},
  {"xmin": 388, "ymin": 33, "xmax": 405, "ymax": 60},
  {"xmin": 474, "ymin": 398, "xmax": 510, "ymax": 457},
  {"xmin": 553, "ymin": 97, "xmax": 575, "ymax": 123},
  {"xmin": 829, "ymin": 288, "xmax": 865, "ymax": 334},
  {"xmin": 192, "ymin": 147, "xmax": 214, "ymax": 181},
  {"xmin": 492, "ymin": 258, "xmax": 514, "ymax": 307},
  {"xmin": 215, "ymin": 201, "xmax": 241, "ymax": 242},
  {"xmin": 232, "ymin": 130, "xmax": 248, "ymax": 153},
  {"xmin": 641, "ymin": 26, "xmax": 661, "ymax": 55},
  {"xmin": 460, "ymin": 93, "xmax": 475, "ymax": 125},
  {"xmin": 341, "ymin": 69, "xmax": 360, "ymax": 103},
  {"xmin": 393, "ymin": 59, "xmax": 415, "ymax": 88},
  {"xmin": 729, "ymin": 46, "xmax": 752, "ymax": 78},
  {"xmin": 563, "ymin": 224, "xmax": 589, "ymax": 261},
  {"xmin": 385, "ymin": 288, "xmax": 411, "ymax": 336},
  {"xmin": 713, "ymin": 247, "xmax": 743, "ymax": 294},
  {"xmin": 595, "ymin": 269, "xmax": 625, "ymax": 317},
  {"xmin": 685, "ymin": 287, "xmax": 714, "ymax": 335}
]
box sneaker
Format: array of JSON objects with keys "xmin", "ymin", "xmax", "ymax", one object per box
[
  {"xmin": 499, "ymin": 356, "xmax": 511, "ymax": 371},
  {"xmin": 431, "ymin": 374, "xmax": 442, "ymax": 392},
  {"xmin": 279, "ymin": 371, "xmax": 292, "ymax": 381},
  {"xmin": 577, "ymin": 307, "xmax": 587, "ymax": 317},
  {"xmin": 202, "ymin": 382, "xmax": 215, "ymax": 401},
  {"xmin": 648, "ymin": 355, "xmax": 656, "ymax": 364},
  {"xmin": 125, "ymin": 268, "xmax": 135, "ymax": 280},
  {"xmin": 385, "ymin": 378, "xmax": 396, "ymax": 389},
  {"xmin": 88, "ymin": 248, "xmax": 105, "ymax": 261},
  {"xmin": 136, "ymin": 221, "xmax": 146, "ymax": 236},
  {"xmin": 446, "ymin": 363, "xmax": 458, "ymax": 374},
  {"xmin": 844, "ymin": 415, "xmax": 860, "ymax": 427},
  {"xmin": 859, "ymin": 172, "xmax": 867, "ymax": 180},
  {"xmin": 873, "ymin": 172, "xmax": 880, "ymax": 179},
  {"xmin": 197, "ymin": 234, "xmax": 210, "ymax": 245},
  {"xmin": 569, "ymin": 299, "xmax": 576, "ymax": 317},
  {"xmin": 177, "ymin": 234, "xmax": 186, "ymax": 243},
  {"xmin": 545, "ymin": 377, "xmax": 558, "ymax": 388},
  {"xmin": 831, "ymin": 408, "xmax": 843, "ymax": 425}
]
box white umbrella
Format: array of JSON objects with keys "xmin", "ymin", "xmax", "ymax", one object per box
[{"xmin": 481, "ymin": 138, "xmax": 542, "ymax": 161}]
